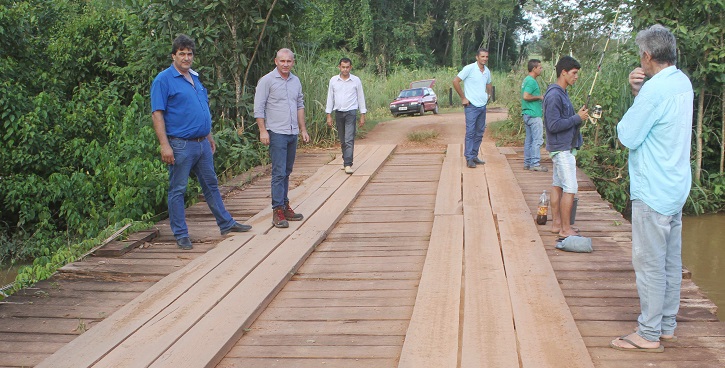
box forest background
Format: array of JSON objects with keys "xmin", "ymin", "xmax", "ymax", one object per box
[{"xmin": 0, "ymin": 0, "xmax": 723, "ymax": 290}]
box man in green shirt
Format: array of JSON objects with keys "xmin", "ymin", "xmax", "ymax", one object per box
[{"xmin": 521, "ymin": 59, "xmax": 547, "ymax": 171}]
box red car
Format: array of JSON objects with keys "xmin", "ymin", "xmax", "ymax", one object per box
[{"xmin": 389, "ymin": 79, "xmax": 439, "ymax": 117}]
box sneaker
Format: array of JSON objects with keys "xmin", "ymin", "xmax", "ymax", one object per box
[
  {"xmin": 344, "ymin": 166, "xmax": 353, "ymax": 174},
  {"xmin": 284, "ymin": 202, "xmax": 304, "ymax": 221},
  {"xmin": 467, "ymin": 160, "xmax": 476, "ymax": 168},
  {"xmin": 176, "ymin": 237, "xmax": 193, "ymax": 250},
  {"xmin": 524, "ymin": 165, "xmax": 530, "ymax": 170},
  {"xmin": 529, "ymin": 165, "xmax": 549, "ymax": 172},
  {"xmin": 272, "ymin": 206, "xmax": 289, "ymax": 228},
  {"xmin": 221, "ymin": 222, "xmax": 252, "ymax": 235},
  {"xmin": 472, "ymin": 157, "xmax": 486, "ymax": 164}
]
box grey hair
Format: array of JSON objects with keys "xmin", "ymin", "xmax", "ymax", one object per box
[
  {"xmin": 635, "ymin": 24, "xmax": 677, "ymax": 65},
  {"xmin": 276, "ymin": 48, "xmax": 295, "ymax": 59}
]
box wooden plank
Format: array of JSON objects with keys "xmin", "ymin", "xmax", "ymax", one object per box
[
  {"xmin": 398, "ymin": 214, "xmax": 464, "ymax": 368},
  {"xmin": 482, "ymin": 141, "xmax": 595, "ymax": 368},
  {"xmin": 434, "ymin": 144, "xmax": 462, "ymax": 215},
  {"xmin": 150, "ymin": 175, "xmax": 375, "ymax": 368},
  {"xmin": 460, "ymin": 164, "xmax": 518, "ymax": 367},
  {"xmin": 352, "ymin": 144, "xmax": 396, "ymax": 177}
]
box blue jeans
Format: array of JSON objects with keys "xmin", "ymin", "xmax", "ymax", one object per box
[
  {"xmin": 464, "ymin": 105, "xmax": 487, "ymax": 161},
  {"xmin": 523, "ymin": 114, "xmax": 543, "ymax": 167},
  {"xmin": 631, "ymin": 199, "xmax": 683, "ymax": 342},
  {"xmin": 335, "ymin": 110, "xmax": 357, "ymax": 167},
  {"xmin": 167, "ymin": 137, "xmax": 235, "ymax": 239},
  {"xmin": 269, "ymin": 131, "xmax": 297, "ymax": 208}
]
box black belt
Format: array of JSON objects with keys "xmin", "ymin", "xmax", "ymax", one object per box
[{"xmin": 168, "ymin": 135, "xmax": 206, "ymax": 142}]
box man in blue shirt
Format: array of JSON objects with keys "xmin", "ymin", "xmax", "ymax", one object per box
[
  {"xmin": 610, "ymin": 25, "xmax": 693, "ymax": 353},
  {"xmin": 453, "ymin": 48, "xmax": 493, "ymax": 168},
  {"xmin": 254, "ymin": 48, "xmax": 310, "ymax": 228},
  {"xmin": 151, "ymin": 34, "xmax": 251, "ymax": 250}
]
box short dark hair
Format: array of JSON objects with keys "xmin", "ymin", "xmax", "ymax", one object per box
[
  {"xmin": 476, "ymin": 48, "xmax": 489, "ymax": 56},
  {"xmin": 172, "ymin": 34, "xmax": 195, "ymax": 55},
  {"xmin": 527, "ymin": 59, "xmax": 541, "ymax": 72},
  {"xmin": 555, "ymin": 56, "xmax": 581, "ymax": 77},
  {"xmin": 339, "ymin": 57, "xmax": 352, "ymax": 66}
]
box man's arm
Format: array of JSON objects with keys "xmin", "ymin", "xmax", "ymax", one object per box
[
  {"xmin": 297, "ymin": 108, "xmax": 309, "ymax": 143},
  {"xmin": 543, "ymin": 95, "xmax": 583, "ymax": 133},
  {"xmin": 629, "ymin": 67, "xmax": 645, "ymax": 97},
  {"xmin": 523, "ymin": 92, "xmax": 543, "ymax": 102},
  {"xmin": 152, "ymin": 111, "xmax": 174, "ymax": 165},
  {"xmin": 452, "ymin": 76, "xmax": 469, "ymax": 106},
  {"xmin": 357, "ymin": 77, "xmax": 367, "ymax": 127},
  {"xmin": 325, "ymin": 78, "xmax": 335, "ymax": 127}
]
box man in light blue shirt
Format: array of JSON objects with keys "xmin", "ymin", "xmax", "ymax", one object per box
[
  {"xmin": 453, "ymin": 48, "xmax": 493, "ymax": 168},
  {"xmin": 610, "ymin": 24, "xmax": 693, "ymax": 353},
  {"xmin": 254, "ymin": 48, "xmax": 310, "ymax": 228},
  {"xmin": 325, "ymin": 57, "xmax": 367, "ymax": 174}
]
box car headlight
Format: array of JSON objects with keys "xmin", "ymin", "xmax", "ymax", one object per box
[{"xmin": 409, "ymin": 102, "xmax": 418, "ymax": 105}]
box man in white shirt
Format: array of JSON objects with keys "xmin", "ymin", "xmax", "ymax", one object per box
[{"xmin": 325, "ymin": 58, "xmax": 367, "ymax": 174}]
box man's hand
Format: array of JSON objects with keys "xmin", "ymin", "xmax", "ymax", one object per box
[
  {"xmin": 326, "ymin": 114, "xmax": 333, "ymax": 128},
  {"xmin": 358, "ymin": 114, "xmax": 365, "ymax": 128},
  {"xmin": 259, "ymin": 130, "xmax": 270, "ymax": 145},
  {"xmin": 160, "ymin": 144, "xmax": 174, "ymax": 165},
  {"xmin": 300, "ymin": 130, "xmax": 310, "ymax": 143},
  {"xmin": 208, "ymin": 134, "xmax": 216, "ymax": 154},
  {"xmin": 461, "ymin": 97, "xmax": 470, "ymax": 106},
  {"xmin": 577, "ymin": 105, "xmax": 590, "ymax": 122},
  {"xmin": 629, "ymin": 67, "xmax": 645, "ymax": 96}
]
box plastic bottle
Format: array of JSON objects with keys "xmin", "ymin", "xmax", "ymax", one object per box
[{"xmin": 536, "ymin": 190, "xmax": 549, "ymax": 225}]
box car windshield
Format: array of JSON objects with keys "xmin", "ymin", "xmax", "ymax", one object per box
[{"xmin": 398, "ymin": 88, "xmax": 424, "ymax": 98}]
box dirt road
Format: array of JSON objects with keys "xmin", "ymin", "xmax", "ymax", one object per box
[{"xmin": 357, "ymin": 108, "xmax": 509, "ymax": 150}]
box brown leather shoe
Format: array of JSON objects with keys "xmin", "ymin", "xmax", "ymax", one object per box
[
  {"xmin": 272, "ymin": 206, "xmax": 289, "ymax": 228},
  {"xmin": 284, "ymin": 202, "xmax": 303, "ymax": 221}
]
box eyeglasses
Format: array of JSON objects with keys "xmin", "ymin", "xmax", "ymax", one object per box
[{"xmin": 176, "ymin": 52, "xmax": 194, "ymax": 58}]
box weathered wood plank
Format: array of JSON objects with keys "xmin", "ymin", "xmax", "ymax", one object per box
[
  {"xmin": 460, "ymin": 162, "xmax": 518, "ymax": 368},
  {"xmin": 398, "ymin": 215, "xmax": 464, "ymax": 368}
]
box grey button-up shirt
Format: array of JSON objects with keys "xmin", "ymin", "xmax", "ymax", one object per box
[{"xmin": 254, "ymin": 68, "xmax": 305, "ymax": 135}]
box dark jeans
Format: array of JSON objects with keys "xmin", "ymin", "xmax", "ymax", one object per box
[
  {"xmin": 335, "ymin": 110, "xmax": 358, "ymax": 167},
  {"xmin": 268, "ymin": 130, "xmax": 297, "ymax": 208},
  {"xmin": 464, "ymin": 104, "xmax": 487, "ymax": 161},
  {"xmin": 167, "ymin": 138, "xmax": 235, "ymax": 239}
]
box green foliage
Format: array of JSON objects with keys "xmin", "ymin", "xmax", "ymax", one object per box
[{"xmin": 407, "ymin": 130, "xmax": 439, "ymax": 142}]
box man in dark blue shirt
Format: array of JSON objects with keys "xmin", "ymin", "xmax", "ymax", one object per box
[{"xmin": 151, "ymin": 34, "xmax": 250, "ymax": 250}]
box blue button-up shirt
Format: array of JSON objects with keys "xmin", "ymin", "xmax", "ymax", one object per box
[
  {"xmin": 253, "ymin": 68, "xmax": 305, "ymax": 135},
  {"xmin": 617, "ymin": 66, "xmax": 693, "ymax": 215},
  {"xmin": 150, "ymin": 65, "xmax": 212, "ymax": 139},
  {"xmin": 456, "ymin": 62, "xmax": 492, "ymax": 107}
]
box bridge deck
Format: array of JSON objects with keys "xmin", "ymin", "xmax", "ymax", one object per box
[{"xmin": 2, "ymin": 138, "xmax": 724, "ymax": 367}]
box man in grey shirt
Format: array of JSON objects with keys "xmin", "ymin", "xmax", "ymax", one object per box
[
  {"xmin": 325, "ymin": 57, "xmax": 367, "ymax": 174},
  {"xmin": 254, "ymin": 48, "xmax": 310, "ymax": 228}
]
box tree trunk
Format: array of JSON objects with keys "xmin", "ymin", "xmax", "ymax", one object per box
[
  {"xmin": 452, "ymin": 20, "xmax": 462, "ymax": 67},
  {"xmin": 240, "ymin": 0, "xmax": 278, "ymax": 124},
  {"xmin": 695, "ymin": 81, "xmax": 705, "ymax": 185},
  {"xmin": 720, "ymin": 88, "xmax": 725, "ymax": 174}
]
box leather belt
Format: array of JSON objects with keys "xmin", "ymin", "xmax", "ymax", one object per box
[{"xmin": 168, "ymin": 136, "xmax": 206, "ymax": 142}]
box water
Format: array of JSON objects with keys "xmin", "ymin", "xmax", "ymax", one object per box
[
  {"xmin": 0, "ymin": 263, "xmax": 23, "ymax": 287},
  {"xmin": 682, "ymin": 213, "xmax": 725, "ymax": 319}
]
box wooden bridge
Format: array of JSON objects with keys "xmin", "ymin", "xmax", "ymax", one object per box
[{"xmin": 2, "ymin": 120, "xmax": 725, "ymax": 367}]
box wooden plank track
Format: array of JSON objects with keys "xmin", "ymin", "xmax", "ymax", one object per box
[
  {"xmin": 36, "ymin": 145, "xmax": 394, "ymax": 368},
  {"xmin": 483, "ymin": 141, "xmax": 595, "ymax": 367},
  {"xmin": 397, "ymin": 144, "xmax": 462, "ymax": 368},
  {"xmin": 504, "ymin": 145, "xmax": 725, "ymax": 366}
]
